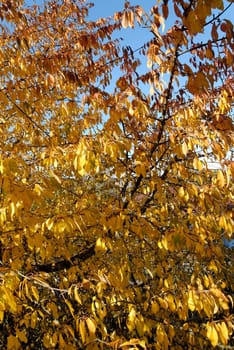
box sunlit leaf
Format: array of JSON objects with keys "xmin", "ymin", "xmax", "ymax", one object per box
[
  {"xmin": 206, "ymin": 323, "xmax": 219, "ymax": 347},
  {"xmin": 0, "ymin": 0, "xmax": 233, "ymax": 348}
]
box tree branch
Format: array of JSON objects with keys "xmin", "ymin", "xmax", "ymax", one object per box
[
  {"xmin": 33, "ymin": 243, "xmax": 95, "ymax": 272},
  {"xmin": 204, "ymin": 3, "xmax": 233, "ymax": 27}
]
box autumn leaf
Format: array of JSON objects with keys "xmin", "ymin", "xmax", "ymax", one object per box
[
  {"xmin": 206, "ymin": 323, "xmax": 219, "ymax": 347},
  {"xmin": 122, "ymin": 11, "xmax": 134, "ymax": 28},
  {"xmin": 0, "ymin": 0, "xmax": 233, "ymax": 349}
]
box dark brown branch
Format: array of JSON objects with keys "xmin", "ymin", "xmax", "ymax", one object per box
[
  {"xmin": 123, "ymin": 45, "xmax": 179, "ymax": 210},
  {"xmin": 33, "ymin": 243, "xmax": 95, "ymax": 272},
  {"xmin": 6, "ymin": 95, "xmax": 50, "ymax": 138},
  {"xmin": 177, "ymin": 36, "xmax": 227, "ymax": 57},
  {"xmin": 204, "ymin": 2, "xmax": 233, "ymax": 27}
]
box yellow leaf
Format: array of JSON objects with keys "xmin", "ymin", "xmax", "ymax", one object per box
[
  {"xmin": 188, "ymin": 290, "xmax": 196, "ymax": 312},
  {"xmin": 158, "ymin": 296, "xmax": 168, "ymax": 309},
  {"xmin": 193, "ymin": 157, "xmax": 203, "ymax": 171},
  {"xmin": 51, "ymin": 333, "xmax": 58, "ymax": 347},
  {"xmin": 208, "ymin": 260, "xmax": 219, "ymax": 273},
  {"xmin": 120, "ymin": 339, "xmax": 145, "ymax": 348},
  {"xmin": 219, "ymin": 215, "xmax": 227, "ymax": 230},
  {"xmin": 151, "ymin": 301, "xmax": 160, "ymax": 314},
  {"xmin": 31, "ymin": 285, "xmax": 39, "ymax": 302},
  {"xmin": 122, "ymin": 11, "xmax": 134, "ymax": 28},
  {"xmin": 178, "ymin": 187, "xmax": 185, "ymax": 198},
  {"xmin": 156, "ymin": 324, "xmax": 167, "ymax": 344},
  {"xmin": 202, "ymin": 294, "xmax": 213, "ymax": 317},
  {"xmin": 49, "ymin": 169, "xmax": 61, "ymax": 185},
  {"xmin": 135, "ymin": 161, "xmax": 146, "ymax": 177},
  {"xmin": 16, "ymin": 329, "xmax": 27, "ymax": 343},
  {"xmin": 168, "ymin": 324, "xmax": 175, "ymax": 340},
  {"xmin": 166, "ymin": 294, "xmax": 176, "ymax": 312},
  {"xmin": 34, "ymin": 183, "xmax": 44, "ymax": 196},
  {"xmin": 206, "ymin": 323, "xmax": 219, "ymax": 347},
  {"xmin": 59, "ymin": 333, "xmax": 66, "ymax": 348},
  {"xmin": 9, "ymin": 202, "xmax": 16, "ymax": 221},
  {"xmin": 74, "ymin": 143, "xmax": 88, "ymax": 176},
  {"xmin": 74, "ymin": 286, "xmax": 82, "ymax": 305},
  {"xmin": 135, "ymin": 314, "xmax": 145, "ymax": 337},
  {"xmin": 95, "ymin": 237, "xmax": 107, "ymax": 253},
  {"xmin": 47, "ymin": 73, "xmax": 55, "ymax": 86},
  {"xmin": 64, "ymin": 299, "xmax": 75, "ymax": 317},
  {"xmin": 64, "ymin": 324, "xmax": 75, "ymax": 339},
  {"xmin": 218, "ymin": 298, "xmax": 229, "ymax": 311},
  {"xmin": 126, "ymin": 307, "xmax": 136, "ymax": 332},
  {"xmin": 161, "ymin": 236, "xmax": 168, "ymax": 250},
  {"xmin": 86, "ymin": 318, "xmax": 96, "ymax": 335},
  {"xmin": 7, "ymin": 335, "xmax": 21, "ymax": 350},
  {"xmin": 181, "ymin": 142, "xmax": 188, "ymax": 156},
  {"xmin": 79, "ymin": 319, "xmax": 87, "ymax": 344},
  {"xmin": 216, "ymin": 322, "xmax": 229, "ymax": 345},
  {"xmin": 216, "ymin": 169, "xmax": 225, "ymax": 188},
  {"xmin": 45, "ymin": 218, "xmax": 54, "ymax": 231},
  {"xmin": 31, "ymin": 311, "xmax": 38, "ymax": 329},
  {"xmin": 0, "ymin": 311, "xmax": 4, "ymax": 323},
  {"xmin": 61, "ymin": 102, "xmax": 68, "ymax": 117},
  {"xmin": 121, "ymin": 11, "xmax": 128, "ymax": 28},
  {"xmin": 3, "ymin": 287, "xmax": 17, "ymax": 313}
]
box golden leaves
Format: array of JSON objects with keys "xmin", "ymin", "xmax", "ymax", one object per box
[
  {"xmin": 218, "ymin": 90, "xmax": 232, "ymax": 114},
  {"xmin": 64, "ymin": 299, "xmax": 75, "ymax": 317},
  {"xmin": 31, "ymin": 285, "xmax": 40, "ymax": 302},
  {"xmin": 151, "ymin": 300, "xmax": 160, "ymax": 314},
  {"xmin": 157, "ymin": 324, "xmax": 169, "ymax": 348},
  {"xmin": 216, "ymin": 322, "xmax": 229, "ymax": 346},
  {"xmin": 16, "ymin": 329, "xmax": 27, "ymax": 344},
  {"xmin": 206, "ymin": 322, "xmax": 219, "ymax": 347},
  {"xmin": 216, "ymin": 169, "xmax": 226, "ymax": 188},
  {"xmin": 78, "ymin": 319, "xmax": 87, "ymax": 344},
  {"xmin": 187, "ymin": 72, "xmax": 209, "ymax": 94},
  {"xmin": 181, "ymin": 141, "xmax": 188, "ymax": 156},
  {"xmin": 121, "ymin": 11, "xmax": 134, "ymax": 28},
  {"xmin": 7, "ymin": 335, "xmax": 21, "ymax": 350},
  {"xmin": 86, "ymin": 317, "xmax": 97, "ymax": 335},
  {"xmin": 47, "ymin": 73, "xmax": 55, "ymax": 87},
  {"xmin": 193, "ymin": 157, "xmax": 203, "ymax": 171},
  {"xmin": 73, "ymin": 141, "xmax": 100, "ymax": 176},
  {"xmin": 73, "ymin": 143, "xmax": 87, "ymax": 176},
  {"xmin": 121, "ymin": 6, "xmax": 144, "ymax": 28},
  {"xmin": 119, "ymin": 338, "xmax": 146, "ymax": 349},
  {"xmin": 73, "ymin": 286, "xmax": 82, "ymax": 305},
  {"xmin": 186, "ymin": 282, "xmax": 231, "ymax": 322},
  {"xmin": 0, "ymin": 286, "xmax": 17, "ymax": 313},
  {"xmin": 0, "ymin": 0, "xmax": 233, "ymax": 349},
  {"xmin": 188, "ymin": 290, "xmax": 196, "ymax": 312},
  {"xmin": 207, "ymin": 321, "xmax": 229, "ymax": 347},
  {"xmin": 95, "ymin": 237, "xmax": 108, "ymax": 254},
  {"xmin": 91, "ymin": 296, "xmax": 107, "ymax": 321},
  {"xmin": 126, "ymin": 307, "xmax": 136, "ymax": 332}
]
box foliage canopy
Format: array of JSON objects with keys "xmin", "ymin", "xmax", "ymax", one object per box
[{"xmin": 0, "ymin": 0, "xmax": 233, "ymax": 349}]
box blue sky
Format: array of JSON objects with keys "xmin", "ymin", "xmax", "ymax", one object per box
[
  {"xmin": 24, "ymin": 0, "xmax": 234, "ymax": 54},
  {"xmin": 88, "ymin": 0, "xmax": 233, "ymax": 92},
  {"xmin": 24, "ymin": 1, "xmax": 233, "ymax": 83}
]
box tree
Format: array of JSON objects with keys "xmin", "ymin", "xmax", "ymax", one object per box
[{"xmin": 0, "ymin": 0, "xmax": 233, "ymax": 348}]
